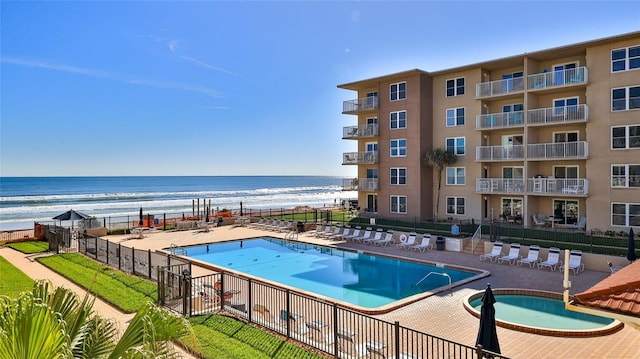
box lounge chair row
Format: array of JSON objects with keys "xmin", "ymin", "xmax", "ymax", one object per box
[
  {"xmin": 308, "ymin": 225, "xmax": 395, "ymax": 246},
  {"xmin": 480, "ymin": 242, "xmax": 585, "ymax": 274},
  {"xmin": 249, "ymin": 218, "xmax": 295, "ymax": 233}
]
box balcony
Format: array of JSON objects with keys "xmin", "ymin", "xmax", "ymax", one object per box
[
  {"xmin": 476, "ymin": 145, "xmax": 524, "ymax": 161},
  {"xmin": 342, "ymin": 178, "xmax": 378, "ymax": 191},
  {"xmin": 527, "ymin": 141, "xmax": 588, "ymax": 160},
  {"xmin": 528, "ymin": 105, "xmax": 588, "ymax": 126},
  {"xmin": 342, "ymin": 97, "xmax": 378, "ymax": 114},
  {"xmin": 527, "ymin": 67, "xmax": 588, "ymax": 91},
  {"xmin": 343, "ymin": 124, "xmax": 379, "ymax": 139},
  {"xmin": 528, "ymin": 177, "xmax": 589, "ymax": 196},
  {"xmin": 342, "ymin": 151, "xmax": 379, "ymax": 165},
  {"xmin": 476, "ymin": 77, "xmax": 525, "ymax": 99},
  {"xmin": 476, "ymin": 111, "xmax": 525, "ymax": 130},
  {"xmin": 476, "ymin": 178, "xmax": 525, "ymax": 194}
]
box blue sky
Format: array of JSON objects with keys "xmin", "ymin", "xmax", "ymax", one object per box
[{"xmin": 1, "ymin": 1, "xmax": 638, "ymax": 177}]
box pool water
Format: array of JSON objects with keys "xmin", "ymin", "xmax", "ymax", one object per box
[
  {"xmin": 176, "ymin": 238, "xmax": 478, "ymax": 308},
  {"xmin": 469, "ymin": 294, "xmax": 614, "ymax": 330}
]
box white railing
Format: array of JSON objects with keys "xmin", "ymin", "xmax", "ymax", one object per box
[
  {"xmin": 343, "ymin": 124, "xmax": 379, "ymax": 139},
  {"xmin": 342, "ymin": 178, "xmax": 378, "ymax": 191},
  {"xmin": 528, "ymin": 104, "xmax": 588, "ymax": 126},
  {"xmin": 527, "ymin": 141, "xmax": 588, "ymax": 160},
  {"xmin": 476, "ymin": 77, "xmax": 525, "ymax": 98},
  {"xmin": 342, "ymin": 151, "xmax": 379, "ymax": 165},
  {"xmin": 342, "ymin": 97, "xmax": 378, "ymax": 113},
  {"xmin": 528, "ymin": 178, "xmax": 589, "ymax": 195},
  {"xmin": 527, "ymin": 67, "xmax": 588, "ymax": 90},
  {"xmin": 476, "ymin": 178, "xmax": 525, "ymax": 193},
  {"xmin": 476, "ymin": 145, "xmax": 525, "ymax": 161},
  {"xmin": 476, "ymin": 111, "xmax": 525, "ymax": 129}
]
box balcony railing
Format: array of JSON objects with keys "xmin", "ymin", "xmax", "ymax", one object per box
[
  {"xmin": 476, "ymin": 178, "xmax": 525, "ymax": 193},
  {"xmin": 343, "ymin": 124, "xmax": 379, "ymax": 139},
  {"xmin": 342, "ymin": 178, "xmax": 378, "ymax": 191},
  {"xmin": 527, "ymin": 66, "xmax": 588, "ymax": 90},
  {"xmin": 528, "ymin": 177, "xmax": 589, "ymax": 195},
  {"xmin": 342, "ymin": 151, "xmax": 379, "ymax": 165},
  {"xmin": 476, "ymin": 111, "xmax": 525, "ymax": 129},
  {"xmin": 476, "ymin": 77, "xmax": 525, "ymax": 98},
  {"xmin": 342, "ymin": 97, "xmax": 378, "ymax": 114},
  {"xmin": 476, "ymin": 145, "xmax": 524, "ymax": 161},
  {"xmin": 528, "ymin": 104, "xmax": 588, "ymax": 126},
  {"xmin": 527, "ymin": 141, "xmax": 588, "ymax": 160}
]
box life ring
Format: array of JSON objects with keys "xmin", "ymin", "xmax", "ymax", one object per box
[{"xmin": 399, "ymin": 234, "xmax": 408, "ymax": 243}]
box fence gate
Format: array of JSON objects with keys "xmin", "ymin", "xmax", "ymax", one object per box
[
  {"xmin": 158, "ymin": 264, "xmax": 192, "ymax": 316},
  {"xmin": 43, "ymin": 225, "xmax": 78, "ymax": 253}
]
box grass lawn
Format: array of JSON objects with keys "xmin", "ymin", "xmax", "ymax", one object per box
[
  {"xmin": 6, "ymin": 241, "xmax": 49, "ymax": 254},
  {"xmin": 36, "ymin": 253, "xmax": 157, "ymax": 313},
  {"xmin": 0, "ymin": 256, "xmax": 35, "ymax": 297}
]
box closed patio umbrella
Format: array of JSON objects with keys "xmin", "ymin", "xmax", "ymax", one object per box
[
  {"xmin": 139, "ymin": 207, "xmax": 143, "ymax": 227},
  {"xmin": 628, "ymin": 228, "xmax": 637, "ymax": 263},
  {"xmin": 476, "ymin": 284, "xmax": 501, "ymax": 357}
]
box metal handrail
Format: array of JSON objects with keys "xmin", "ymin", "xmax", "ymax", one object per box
[{"xmin": 416, "ymin": 271, "xmax": 452, "ymax": 296}]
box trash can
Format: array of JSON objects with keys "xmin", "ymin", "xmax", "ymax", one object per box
[
  {"xmin": 436, "ymin": 236, "xmax": 445, "ymax": 251},
  {"xmin": 297, "ymin": 221, "xmax": 305, "ymax": 233}
]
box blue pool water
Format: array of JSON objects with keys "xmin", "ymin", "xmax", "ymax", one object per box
[
  {"xmin": 469, "ymin": 294, "xmax": 614, "ymax": 330},
  {"xmin": 177, "ymin": 238, "xmax": 478, "ymax": 308}
]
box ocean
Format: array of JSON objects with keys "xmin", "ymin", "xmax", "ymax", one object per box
[{"xmin": 0, "ymin": 176, "xmax": 356, "ymax": 231}]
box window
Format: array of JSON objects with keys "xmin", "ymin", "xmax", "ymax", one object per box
[
  {"xmin": 445, "ymin": 137, "xmax": 465, "ymax": 155},
  {"xmin": 554, "ymin": 166, "xmax": 578, "ymax": 179},
  {"xmin": 501, "ymin": 198, "xmax": 522, "ymax": 217},
  {"xmin": 390, "ymin": 195, "xmax": 407, "ymax": 213},
  {"xmin": 612, "ymin": 164, "xmax": 640, "ymax": 187},
  {"xmin": 612, "ymin": 86, "xmax": 640, "ymax": 111},
  {"xmin": 390, "ymin": 168, "xmax": 407, "ymax": 185},
  {"xmin": 446, "ymin": 197, "xmax": 465, "ymax": 215},
  {"xmin": 503, "ymin": 103, "xmax": 524, "ymax": 124},
  {"xmin": 366, "ymin": 92, "xmax": 378, "ymax": 107},
  {"xmin": 446, "ymin": 107, "xmax": 465, "ymax": 127},
  {"xmin": 390, "ymin": 139, "xmax": 407, "ymax": 157},
  {"xmin": 390, "ymin": 82, "xmax": 406, "ymax": 101},
  {"xmin": 446, "ymin": 77, "xmax": 465, "ymax": 97},
  {"xmin": 612, "ymin": 45, "xmax": 640, "ymax": 72},
  {"xmin": 612, "ymin": 125, "xmax": 640, "ymax": 149},
  {"xmin": 553, "ymin": 131, "xmax": 578, "ymax": 143},
  {"xmin": 390, "ymin": 111, "xmax": 407, "ymax": 129},
  {"xmin": 612, "ymin": 203, "xmax": 640, "ymax": 226},
  {"xmin": 446, "ymin": 167, "xmax": 465, "ymax": 185}
]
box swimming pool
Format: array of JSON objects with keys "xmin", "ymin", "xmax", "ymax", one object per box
[
  {"xmin": 464, "ymin": 289, "xmax": 622, "ymax": 337},
  {"xmin": 170, "ymin": 237, "xmax": 486, "ymax": 310}
]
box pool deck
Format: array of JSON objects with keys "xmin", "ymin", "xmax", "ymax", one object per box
[{"xmin": 3, "ymin": 225, "xmax": 640, "ymax": 358}]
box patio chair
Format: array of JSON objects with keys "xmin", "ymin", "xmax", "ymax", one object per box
[
  {"xmin": 480, "ymin": 242, "xmax": 503, "ymax": 262},
  {"xmin": 363, "ymin": 228, "xmax": 384, "ymax": 244},
  {"xmin": 373, "ymin": 230, "xmax": 394, "ymax": 246},
  {"xmin": 538, "ymin": 247, "xmax": 562, "ymax": 271},
  {"xmin": 607, "ymin": 261, "xmax": 625, "ymax": 275},
  {"xmin": 410, "ymin": 234, "xmax": 433, "ymax": 252},
  {"xmin": 396, "ymin": 232, "xmax": 417, "ymax": 249},
  {"xmin": 315, "ymin": 225, "xmax": 333, "ymax": 237},
  {"xmin": 341, "ymin": 227, "xmax": 361, "ymax": 241},
  {"xmin": 330, "ymin": 226, "xmax": 351, "ymax": 241},
  {"xmin": 352, "ymin": 227, "xmax": 373, "ymax": 243},
  {"xmin": 517, "ymin": 245, "xmax": 541, "ymax": 268},
  {"xmin": 497, "ymin": 243, "xmax": 521, "ymax": 265},
  {"xmin": 322, "ymin": 225, "xmax": 342, "ymax": 239},
  {"xmin": 560, "ymin": 249, "xmax": 585, "ymax": 274},
  {"xmin": 531, "ymin": 213, "xmax": 547, "ymax": 227}
]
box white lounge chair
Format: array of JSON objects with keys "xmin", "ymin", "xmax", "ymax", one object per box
[
  {"xmin": 315, "ymin": 225, "xmax": 333, "ymax": 237},
  {"xmin": 607, "ymin": 261, "xmax": 625, "ymax": 275},
  {"xmin": 497, "ymin": 243, "xmax": 521, "ymax": 265},
  {"xmin": 396, "ymin": 232, "xmax": 417, "ymax": 249},
  {"xmin": 410, "ymin": 234, "xmax": 433, "ymax": 252},
  {"xmin": 480, "ymin": 242, "xmax": 503, "ymax": 262},
  {"xmin": 363, "ymin": 229, "xmax": 384, "ymax": 244},
  {"xmin": 342, "ymin": 227, "xmax": 361, "ymax": 241},
  {"xmin": 308, "ymin": 224, "xmax": 325, "ymax": 237},
  {"xmin": 557, "ymin": 216, "xmax": 587, "ymax": 231},
  {"xmin": 560, "ymin": 249, "xmax": 584, "ymax": 274},
  {"xmin": 373, "ymin": 231, "xmax": 394, "ymax": 246},
  {"xmin": 353, "ymin": 227, "xmax": 373, "ymax": 243},
  {"xmin": 250, "ymin": 217, "xmax": 265, "ymax": 228},
  {"xmin": 517, "ymin": 245, "xmax": 541, "ymax": 268},
  {"xmin": 531, "ymin": 214, "xmax": 547, "ymax": 227},
  {"xmin": 538, "ymin": 247, "xmax": 562, "ymax": 271},
  {"xmin": 322, "ymin": 225, "xmax": 342, "ymax": 239},
  {"xmin": 331, "ymin": 226, "xmax": 351, "ymax": 241}
]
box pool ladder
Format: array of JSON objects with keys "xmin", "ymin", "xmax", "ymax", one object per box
[
  {"xmin": 416, "ymin": 272, "xmax": 452, "ymax": 296},
  {"xmin": 168, "ymin": 243, "xmax": 187, "ymax": 255}
]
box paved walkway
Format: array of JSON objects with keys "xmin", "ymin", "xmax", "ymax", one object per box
[{"xmin": 3, "ymin": 225, "xmax": 639, "ymax": 358}]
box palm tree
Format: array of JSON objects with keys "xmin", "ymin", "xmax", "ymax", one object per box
[
  {"xmin": 423, "ymin": 148, "xmax": 458, "ymax": 219},
  {"xmin": 0, "ymin": 280, "xmax": 192, "ymax": 359}
]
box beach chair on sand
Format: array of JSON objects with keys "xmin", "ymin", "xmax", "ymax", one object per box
[
  {"xmin": 497, "ymin": 243, "xmax": 521, "ymax": 265},
  {"xmin": 560, "ymin": 249, "xmax": 585, "ymax": 274},
  {"xmin": 538, "ymin": 247, "xmax": 562, "ymax": 271},
  {"xmin": 396, "ymin": 232, "xmax": 417, "ymax": 249},
  {"xmin": 480, "ymin": 242, "xmax": 503, "ymax": 262},
  {"xmin": 517, "ymin": 245, "xmax": 541, "ymax": 268}
]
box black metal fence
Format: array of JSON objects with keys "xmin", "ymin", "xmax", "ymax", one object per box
[{"xmin": 158, "ymin": 269, "xmax": 508, "ymax": 359}]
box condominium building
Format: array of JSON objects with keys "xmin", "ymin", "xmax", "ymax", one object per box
[{"xmin": 338, "ymin": 31, "xmax": 640, "ymax": 232}]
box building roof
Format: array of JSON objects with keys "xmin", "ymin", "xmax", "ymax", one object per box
[{"xmin": 573, "ymin": 260, "xmax": 640, "ymax": 318}]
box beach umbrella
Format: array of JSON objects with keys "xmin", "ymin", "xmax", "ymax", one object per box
[
  {"xmin": 52, "ymin": 209, "xmax": 90, "ymax": 229},
  {"xmin": 139, "ymin": 207, "xmax": 143, "ymax": 227},
  {"xmin": 628, "ymin": 228, "xmax": 637, "ymax": 263},
  {"xmin": 476, "ymin": 284, "xmax": 501, "ymax": 357}
]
